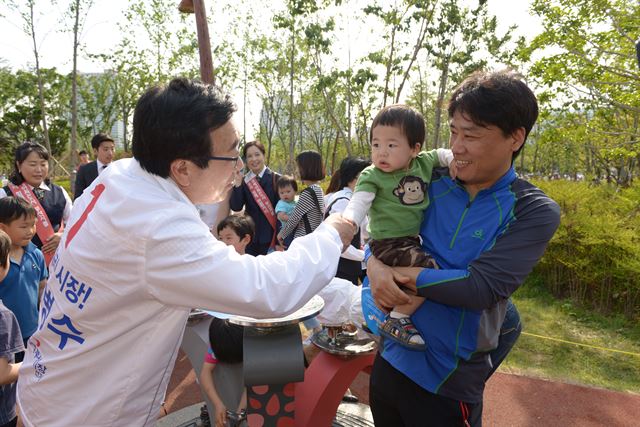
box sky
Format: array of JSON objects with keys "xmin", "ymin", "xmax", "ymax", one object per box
[{"xmin": 0, "ymin": 0, "xmax": 543, "ymax": 137}]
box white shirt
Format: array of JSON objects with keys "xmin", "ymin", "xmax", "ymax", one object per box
[
  {"xmin": 325, "ymin": 187, "xmax": 367, "ymax": 262},
  {"xmin": 17, "ymin": 158, "xmax": 342, "ymax": 427},
  {"xmin": 0, "ymin": 182, "xmax": 72, "ymax": 224},
  {"xmin": 96, "ymin": 159, "xmax": 109, "ymax": 175},
  {"xmin": 243, "ymin": 165, "xmax": 267, "ymax": 183}
]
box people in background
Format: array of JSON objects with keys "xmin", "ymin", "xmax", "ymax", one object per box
[{"xmin": 74, "ymin": 133, "xmax": 116, "ymax": 200}]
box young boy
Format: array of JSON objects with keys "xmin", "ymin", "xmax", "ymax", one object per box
[
  {"xmin": 343, "ymin": 104, "xmax": 454, "ymax": 351},
  {"xmin": 216, "ymin": 214, "xmax": 255, "ymax": 255},
  {"xmin": 199, "ymin": 214, "xmax": 254, "ymax": 426},
  {"xmin": 0, "ymin": 230, "xmax": 24, "ymax": 427},
  {"xmin": 0, "ymin": 197, "xmax": 48, "ymax": 362}
]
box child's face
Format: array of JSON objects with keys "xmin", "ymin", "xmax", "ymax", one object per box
[
  {"xmin": 218, "ymin": 226, "xmax": 250, "ymax": 255},
  {"xmin": 278, "ymin": 185, "xmax": 296, "ymax": 202},
  {"xmin": 371, "ymin": 125, "xmax": 421, "ymax": 173},
  {"xmin": 0, "ymin": 215, "xmax": 36, "ymax": 248}
]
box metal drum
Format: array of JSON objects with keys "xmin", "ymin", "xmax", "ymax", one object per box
[{"xmin": 227, "ymin": 295, "xmax": 324, "ymax": 328}]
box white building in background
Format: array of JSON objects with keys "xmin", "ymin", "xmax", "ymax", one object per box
[{"xmin": 75, "ymin": 71, "xmax": 126, "ymax": 150}]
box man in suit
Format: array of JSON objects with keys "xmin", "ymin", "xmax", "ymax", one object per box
[{"xmin": 74, "ymin": 133, "xmax": 115, "ymax": 200}]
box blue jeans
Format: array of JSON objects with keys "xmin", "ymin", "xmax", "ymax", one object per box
[{"xmin": 487, "ymin": 299, "xmax": 522, "ymax": 379}]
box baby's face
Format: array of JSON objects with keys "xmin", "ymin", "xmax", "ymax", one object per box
[
  {"xmin": 371, "ymin": 124, "xmax": 420, "ymax": 173},
  {"xmin": 278, "ymin": 185, "xmax": 296, "ymax": 202}
]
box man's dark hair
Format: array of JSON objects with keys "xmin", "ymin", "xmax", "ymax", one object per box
[
  {"xmin": 447, "ymin": 69, "xmax": 539, "ymax": 160},
  {"xmin": 276, "ymin": 175, "xmax": 298, "ymax": 192},
  {"xmin": 0, "ymin": 230, "xmax": 10, "ymax": 268},
  {"xmin": 9, "ymin": 142, "xmax": 50, "ymax": 185},
  {"xmin": 216, "ymin": 214, "xmax": 255, "ymax": 241},
  {"xmin": 0, "ymin": 196, "xmax": 36, "ymax": 225},
  {"xmin": 79, "ymin": 150, "xmax": 88, "ymax": 156},
  {"xmin": 296, "ymin": 150, "xmax": 325, "ymax": 181},
  {"xmin": 242, "ymin": 140, "xmax": 266, "ymax": 158},
  {"xmin": 91, "ymin": 133, "xmax": 114, "ymax": 150},
  {"xmin": 370, "ymin": 104, "xmax": 425, "ymax": 149},
  {"xmin": 338, "ymin": 157, "xmax": 371, "ymax": 189},
  {"xmin": 208, "ymin": 317, "xmax": 244, "ymax": 364},
  {"xmin": 132, "ymin": 78, "xmax": 237, "ymax": 178}
]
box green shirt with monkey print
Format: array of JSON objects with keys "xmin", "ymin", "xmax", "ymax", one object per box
[{"xmin": 355, "ymin": 150, "xmax": 443, "ymax": 240}]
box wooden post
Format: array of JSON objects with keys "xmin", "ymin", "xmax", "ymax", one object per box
[{"xmin": 178, "ymin": 0, "xmax": 215, "ymax": 84}]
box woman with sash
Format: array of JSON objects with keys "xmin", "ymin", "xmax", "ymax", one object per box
[
  {"xmin": 0, "ymin": 142, "xmax": 73, "ymax": 264},
  {"xmin": 230, "ymin": 141, "xmax": 281, "ymax": 256}
]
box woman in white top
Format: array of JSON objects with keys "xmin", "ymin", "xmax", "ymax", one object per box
[{"xmin": 324, "ymin": 157, "xmax": 371, "ymax": 285}]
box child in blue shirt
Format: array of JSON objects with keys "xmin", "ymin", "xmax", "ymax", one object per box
[
  {"xmin": 274, "ymin": 176, "xmax": 298, "ymax": 226},
  {"xmin": 0, "ymin": 229, "xmax": 25, "ymax": 427},
  {"xmin": 0, "ymin": 197, "xmax": 48, "ymax": 363},
  {"xmin": 274, "ymin": 176, "xmax": 298, "ymax": 249}
]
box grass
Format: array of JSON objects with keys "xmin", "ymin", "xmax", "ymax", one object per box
[{"xmin": 500, "ymin": 276, "xmax": 640, "ymax": 394}]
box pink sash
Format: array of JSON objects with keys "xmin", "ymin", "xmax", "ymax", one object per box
[
  {"xmin": 8, "ymin": 182, "xmax": 58, "ymax": 265},
  {"xmin": 246, "ymin": 176, "xmax": 277, "ymax": 248}
]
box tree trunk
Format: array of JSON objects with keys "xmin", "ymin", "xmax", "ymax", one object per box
[
  {"xmin": 433, "ymin": 55, "xmax": 450, "ymax": 149},
  {"xmin": 382, "ymin": 26, "xmax": 397, "ymax": 108},
  {"xmin": 288, "ymin": 27, "xmax": 295, "ymax": 174},
  {"xmin": 29, "ymin": 2, "xmax": 52, "ymax": 163},
  {"xmin": 395, "ymin": 1, "xmax": 437, "ymax": 103},
  {"xmin": 70, "ymin": 0, "xmax": 81, "ymax": 172}
]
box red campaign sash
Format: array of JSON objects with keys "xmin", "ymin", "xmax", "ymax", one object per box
[
  {"xmin": 8, "ymin": 182, "xmax": 57, "ymax": 265},
  {"xmin": 246, "ymin": 176, "xmax": 278, "ymax": 248}
]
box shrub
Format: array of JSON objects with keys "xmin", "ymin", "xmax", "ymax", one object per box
[{"xmin": 532, "ymin": 180, "xmax": 640, "ymax": 319}]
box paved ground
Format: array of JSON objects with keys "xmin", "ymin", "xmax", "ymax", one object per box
[{"xmin": 162, "ymin": 350, "xmax": 640, "ymax": 426}]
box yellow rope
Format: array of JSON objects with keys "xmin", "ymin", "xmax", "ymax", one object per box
[{"xmin": 521, "ymin": 331, "xmax": 640, "ymax": 357}]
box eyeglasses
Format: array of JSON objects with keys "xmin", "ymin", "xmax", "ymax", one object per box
[{"xmin": 209, "ymin": 155, "xmax": 240, "ymax": 169}]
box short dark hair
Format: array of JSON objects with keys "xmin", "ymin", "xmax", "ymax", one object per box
[
  {"xmin": 0, "ymin": 196, "xmax": 36, "ymax": 225},
  {"xmin": 132, "ymin": 78, "xmax": 237, "ymax": 178},
  {"xmin": 370, "ymin": 104, "xmax": 425, "ymax": 149},
  {"xmin": 208, "ymin": 317, "xmax": 244, "ymax": 364},
  {"xmin": 0, "ymin": 230, "xmax": 10, "ymax": 268},
  {"xmin": 447, "ymin": 69, "xmax": 539, "ymax": 160},
  {"xmin": 10, "ymin": 142, "xmax": 50, "ymax": 185},
  {"xmin": 296, "ymin": 150, "xmax": 325, "ymax": 181},
  {"xmin": 242, "ymin": 140, "xmax": 266, "ymax": 158},
  {"xmin": 276, "ymin": 175, "xmax": 298, "ymax": 192},
  {"xmin": 79, "ymin": 150, "xmax": 88, "ymax": 156},
  {"xmin": 91, "ymin": 133, "xmax": 114, "ymax": 150},
  {"xmin": 338, "ymin": 157, "xmax": 371, "ymax": 189},
  {"xmin": 216, "ymin": 214, "xmax": 255, "ymax": 241}
]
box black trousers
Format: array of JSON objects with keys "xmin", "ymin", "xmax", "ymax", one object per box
[{"xmin": 369, "ymin": 354, "xmax": 482, "ymax": 427}]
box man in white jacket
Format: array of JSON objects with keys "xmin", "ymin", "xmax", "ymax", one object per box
[{"xmin": 17, "ymin": 78, "xmax": 354, "ymax": 426}]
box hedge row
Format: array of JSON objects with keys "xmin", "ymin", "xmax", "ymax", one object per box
[{"xmin": 532, "ymin": 180, "xmax": 640, "ymax": 319}]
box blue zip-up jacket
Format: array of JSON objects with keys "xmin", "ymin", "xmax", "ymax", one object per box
[{"xmin": 378, "ymin": 167, "xmax": 560, "ymax": 404}]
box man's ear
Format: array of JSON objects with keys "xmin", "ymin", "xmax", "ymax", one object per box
[
  {"xmin": 169, "ymin": 159, "xmax": 190, "ymax": 188},
  {"xmin": 0, "ymin": 223, "xmax": 7, "ymax": 233},
  {"xmin": 511, "ymin": 128, "xmax": 526, "ymax": 153},
  {"xmin": 241, "ymin": 234, "xmax": 251, "ymax": 246}
]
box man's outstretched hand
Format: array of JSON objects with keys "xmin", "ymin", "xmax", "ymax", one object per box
[{"xmin": 324, "ymin": 213, "xmax": 357, "ymax": 252}]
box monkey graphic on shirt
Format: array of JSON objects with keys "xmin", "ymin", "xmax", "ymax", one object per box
[{"xmin": 393, "ymin": 176, "xmax": 427, "ymax": 205}]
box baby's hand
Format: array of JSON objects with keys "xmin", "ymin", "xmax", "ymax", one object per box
[{"xmin": 449, "ymin": 158, "xmax": 458, "ymax": 180}]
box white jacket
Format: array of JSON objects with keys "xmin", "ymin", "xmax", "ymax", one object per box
[{"xmin": 17, "ymin": 158, "xmax": 341, "ymax": 426}]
